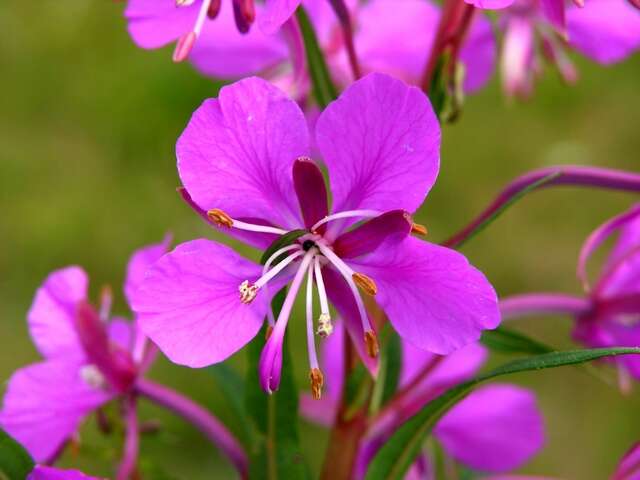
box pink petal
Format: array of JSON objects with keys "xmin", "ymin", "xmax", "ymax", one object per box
[
  {"xmin": 350, "ymin": 237, "xmax": 500, "ymax": 354},
  {"xmin": 459, "ymin": 14, "xmax": 497, "ymax": 93},
  {"xmin": 28, "ymin": 466, "xmax": 104, "ymax": 480},
  {"xmin": 259, "ymin": 0, "xmax": 303, "ymax": 34},
  {"xmin": 316, "ymin": 73, "xmax": 440, "ymax": 215},
  {"xmin": 435, "ymin": 384, "xmax": 545, "ymax": 472},
  {"xmin": 189, "ymin": 2, "xmax": 289, "ymax": 78},
  {"xmin": 567, "ymin": 0, "xmax": 640, "ymax": 64},
  {"xmin": 130, "ymin": 239, "xmax": 278, "ymax": 367},
  {"xmin": 540, "ymin": 0, "xmax": 566, "ymax": 32},
  {"xmin": 177, "ymin": 77, "xmax": 309, "ymax": 230},
  {"xmin": 124, "ymin": 236, "xmax": 172, "ymax": 308},
  {"xmin": 465, "ymin": 0, "xmax": 515, "ymax": 8},
  {"xmin": 0, "ymin": 360, "xmax": 111, "ymax": 462},
  {"xmin": 125, "ymin": 0, "xmax": 201, "ymax": 49},
  {"xmin": 28, "ymin": 266, "xmax": 88, "ymax": 360}
]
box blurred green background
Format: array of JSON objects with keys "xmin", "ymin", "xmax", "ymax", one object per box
[{"xmin": 1, "ymin": 1, "xmax": 639, "ymax": 478}]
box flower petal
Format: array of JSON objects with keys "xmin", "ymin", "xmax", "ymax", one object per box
[
  {"xmin": 353, "ymin": 0, "xmax": 494, "ymax": 93},
  {"xmin": 0, "ymin": 360, "xmax": 111, "ymax": 462},
  {"xmin": 567, "ymin": 0, "xmax": 640, "ymax": 64},
  {"xmin": 131, "ymin": 239, "xmax": 278, "ymax": 367},
  {"xmin": 316, "ymin": 73, "xmax": 440, "ymax": 215},
  {"xmin": 350, "ymin": 237, "xmax": 500, "ymax": 354},
  {"xmin": 28, "ymin": 266, "xmax": 88, "ymax": 360},
  {"xmin": 459, "ymin": 14, "xmax": 497, "ymax": 93},
  {"xmin": 293, "ymin": 157, "xmax": 329, "ymax": 231},
  {"xmin": 177, "ymin": 77, "xmax": 309, "ymax": 230},
  {"xmin": 259, "ymin": 0, "xmax": 303, "ymax": 34},
  {"xmin": 124, "ymin": 236, "xmax": 172, "ymax": 308},
  {"xmin": 400, "ymin": 341, "xmax": 487, "ymax": 393},
  {"xmin": 465, "ymin": 0, "xmax": 514, "ymax": 8},
  {"xmin": 189, "ymin": 2, "xmax": 289, "ymax": 78},
  {"xmin": 540, "ymin": 0, "xmax": 565, "ymax": 32},
  {"xmin": 28, "ymin": 465, "xmax": 103, "ymax": 480},
  {"xmin": 435, "ymin": 384, "xmax": 545, "ymax": 472},
  {"xmin": 125, "ymin": 0, "xmax": 200, "ymax": 49},
  {"xmin": 333, "ymin": 210, "xmax": 412, "ymax": 260}
]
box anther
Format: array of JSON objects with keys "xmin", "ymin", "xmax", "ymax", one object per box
[
  {"xmin": 316, "ymin": 313, "xmax": 333, "ymax": 337},
  {"xmin": 207, "ymin": 0, "xmax": 222, "ymax": 18},
  {"xmin": 207, "ymin": 208, "xmax": 234, "ymax": 228},
  {"xmin": 353, "ymin": 272, "xmax": 377, "ymax": 296},
  {"xmin": 364, "ymin": 331, "xmax": 379, "ymax": 358},
  {"xmin": 411, "ymin": 223, "xmax": 428, "ymax": 236},
  {"xmin": 309, "ymin": 368, "xmax": 324, "ymax": 400},
  {"xmin": 239, "ymin": 280, "xmax": 258, "ymax": 304}
]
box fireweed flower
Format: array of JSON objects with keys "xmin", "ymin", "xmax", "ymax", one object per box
[
  {"xmin": 301, "ymin": 323, "xmax": 544, "ymax": 478},
  {"xmin": 188, "ymin": 0, "xmax": 496, "ymax": 97},
  {"xmin": 124, "ymin": 0, "xmax": 304, "ymax": 62},
  {"xmin": 131, "ymin": 73, "xmax": 500, "ymax": 399},
  {"xmin": 498, "ymin": 0, "xmax": 640, "ymax": 97},
  {"xmin": 502, "ymin": 204, "xmax": 640, "ymax": 387},
  {"xmin": 0, "ymin": 239, "xmax": 170, "ymax": 465}
]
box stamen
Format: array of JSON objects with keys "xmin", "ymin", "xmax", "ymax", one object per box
[
  {"xmin": 311, "ymin": 209, "xmax": 381, "ymax": 233},
  {"xmin": 315, "ymin": 241, "xmax": 375, "ymax": 343},
  {"xmin": 305, "ymin": 262, "xmax": 320, "ymax": 371},
  {"xmin": 172, "ymin": 0, "xmax": 213, "ymax": 62},
  {"xmin": 193, "ymin": 0, "xmax": 214, "ymax": 36},
  {"xmin": 313, "ymin": 257, "xmax": 333, "ymax": 337},
  {"xmin": 365, "ymin": 331, "xmax": 379, "ymax": 358},
  {"xmin": 207, "ymin": 208, "xmax": 288, "ymax": 235},
  {"xmin": 239, "ymin": 249, "xmax": 304, "ymax": 304},
  {"xmin": 80, "ymin": 364, "xmax": 107, "ymax": 390},
  {"xmin": 99, "ymin": 285, "xmax": 112, "ymax": 323},
  {"xmin": 310, "ymin": 368, "xmax": 324, "ymax": 400},
  {"xmin": 411, "ymin": 223, "xmax": 428, "ymax": 236},
  {"xmin": 262, "ymin": 244, "xmax": 300, "ymax": 326},
  {"xmin": 176, "ymin": 0, "xmax": 197, "ymax": 5},
  {"xmin": 352, "ymin": 272, "xmax": 377, "ymax": 296}
]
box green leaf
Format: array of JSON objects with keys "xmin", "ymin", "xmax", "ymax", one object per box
[
  {"xmin": 451, "ymin": 171, "xmax": 561, "ymax": 248},
  {"xmin": 480, "ymin": 327, "xmax": 553, "ymax": 355},
  {"xmin": 370, "ymin": 331, "xmax": 402, "ymax": 412},
  {"xmin": 207, "ymin": 363, "xmax": 253, "ymax": 447},
  {"xmin": 0, "ymin": 428, "xmax": 34, "ymax": 480},
  {"xmin": 244, "ymin": 289, "xmax": 308, "ymax": 480},
  {"xmin": 260, "ymin": 230, "xmax": 307, "ymax": 266},
  {"xmin": 296, "ymin": 6, "xmax": 339, "ymax": 108},
  {"xmin": 365, "ymin": 347, "xmax": 640, "ymax": 480}
]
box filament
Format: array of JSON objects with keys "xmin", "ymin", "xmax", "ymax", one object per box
[
  {"xmin": 311, "ymin": 209, "xmax": 380, "ymax": 232},
  {"xmin": 305, "ymin": 263, "xmax": 319, "ymax": 370}
]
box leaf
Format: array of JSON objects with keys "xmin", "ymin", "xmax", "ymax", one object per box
[
  {"xmin": 369, "ymin": 331, "xmax": 402, "ymax": 412},
  {"xmin": 365, "ymin": 347, "xmax": 640, "ymax": 480},
  {"xmin": 260, "ymin": 230, "xmax": 307, "ymax": 266},
  {"xmin": 244, "ymin": 290, "xmax": 308, "ymax": 480},
  {"xmin": 207, "ymin": 363, "xmax": 253, "ymax": 448},
  {"xmin": 0, "ymin": 428, "xmax": 34, "ymax": 480},
  {"xmin": 480, "ymin": 327, "xmax": 553, "ymax": 355},
  {"xmin": 296, "ymin": 6, "xmax": 339, "ymax": 108}
]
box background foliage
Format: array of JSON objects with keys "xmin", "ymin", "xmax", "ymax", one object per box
[{"xmin": 1, "ymin": 1, "xmax": 639, "ymax": 478}]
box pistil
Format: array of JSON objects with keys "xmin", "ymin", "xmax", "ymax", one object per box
[
  {"xmin": 239, "ymin": 249, "xmax": 304, "ymax": 304},
  {"xmin": 262, "ymin": 244, "xmax": 301, "ymax": 327}
]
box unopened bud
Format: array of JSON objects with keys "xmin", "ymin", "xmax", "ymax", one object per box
[
  {"xmin": 411, "ymin": 223, "xmax": 428, "ymax": 236},
  {"xmin": 239, "ymin": 280, "xmax": 258, "ymax": 304},
  {"xmin": 353, "ymin": 272, "xmax": 377, "ymax": 296},
  {"xmin": 207, "ymin": 208, "xmax": 234, "ymax": 228},
  {"xmin": 364, "ymin": 331, "xmax": 379, "ymax": 358},
  {"xmin": 310, "ymin": 368, "xmax": 324, "ymax": 400}
]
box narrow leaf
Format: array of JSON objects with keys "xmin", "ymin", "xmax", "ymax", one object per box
[
  {"xmin": 480, "ymin": 327, "xmax": 553, "ymax": 355},
  {"xmin": 0, "ymin": 428, "xmax": 34, "ymax": 480},
  {"xmin": 296, "ymin": 6, "xmax": 339, "ymax": 108},
  {"xmin": 365, "ymin": 347, "xmax": 640, "ymax": 480},
  {"xmin": 261, "ymin": 230, "xmax": 307, "ymax": 266}
]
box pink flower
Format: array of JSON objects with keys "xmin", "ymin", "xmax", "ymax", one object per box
[
  {"xmin": 131, "ymin": 73, "xmax": 500, "ymax": 396},
  {"xmin": 124, "ymin": 0, "xmax": 303, "ymax": 62},
  {"xmin": 0, "ymin": 238, "xmax": 169, "ymax": 463}
]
